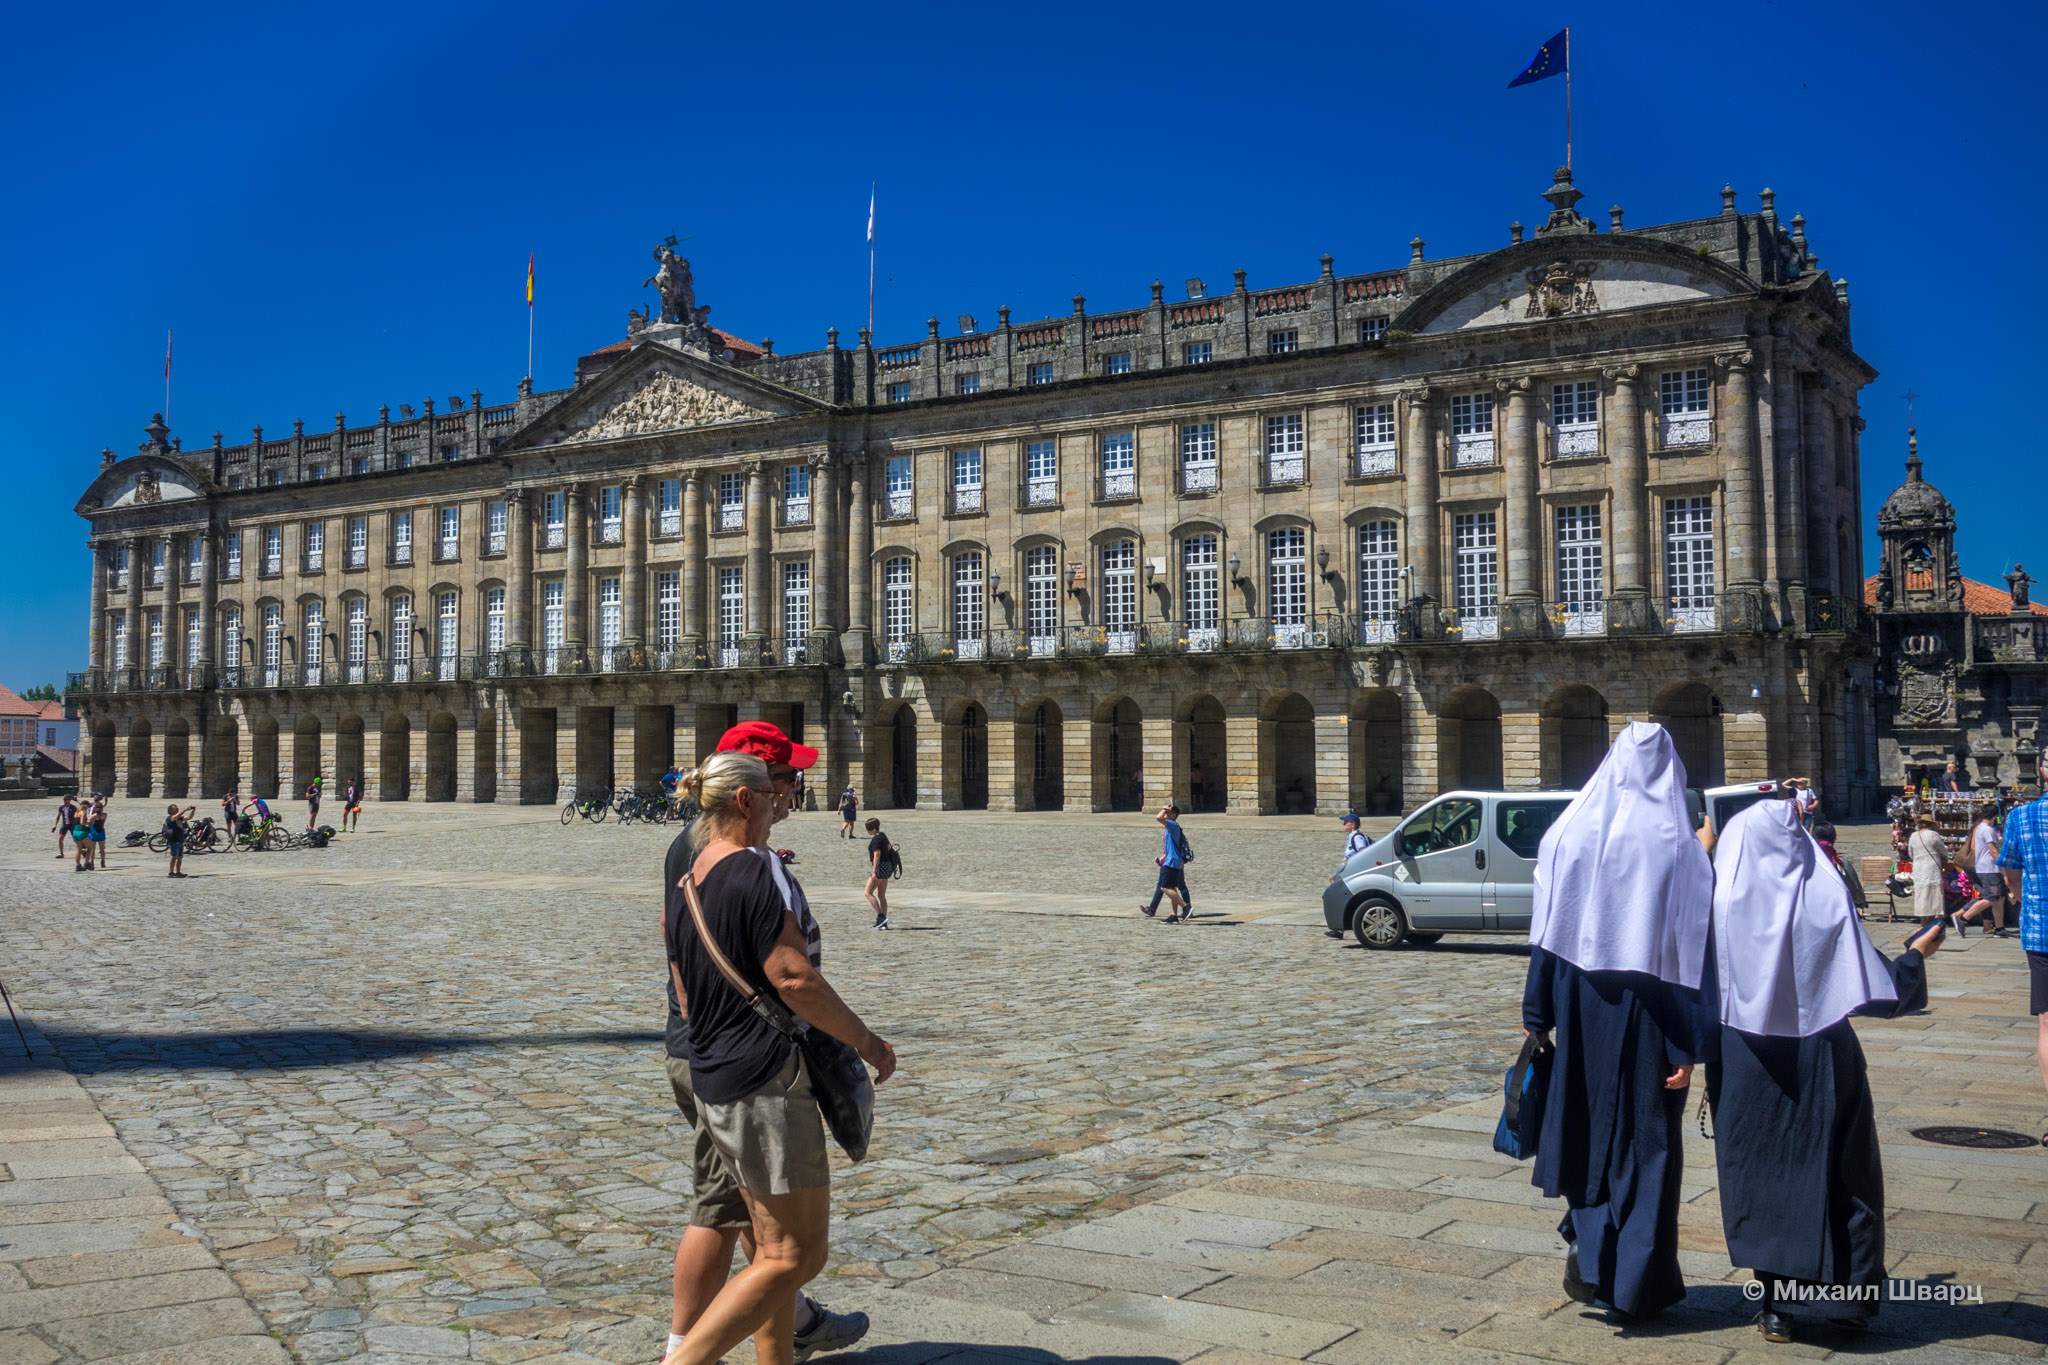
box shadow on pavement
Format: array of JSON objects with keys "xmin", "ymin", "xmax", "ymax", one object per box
[
  {"xmin": 840, "ymin": 1348, "xmax": 1179, "ymax": 1365},
  {"xmin": 1339, "ymin": 941, "xmax": 1531, "ymax": 956},
  {"xmin": 1593, "ymin": 1281, "xmax": 2047, "ymax": 1352},
  {"xmin": 36, "ymin": 1027, "xmax": 665, "ymax": 1073}
]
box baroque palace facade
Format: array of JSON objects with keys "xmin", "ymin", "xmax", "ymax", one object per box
[{"xmin": 69, "ymin": 168, "xmax": 1881, "ymax": 815}]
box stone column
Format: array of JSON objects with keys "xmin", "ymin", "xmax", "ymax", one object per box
[
  {"xmin": 1501, "ymin": 378, "xmax": 1538, "ymax": 605},
  {"xmin": 844, "ymin": 454, "xmax": 873, "ymax": 660},
  {"xmin": 1400, "ymin": 390, "xmax": 1438, "ymax": 609},
  {"xmin": 622, "ymin": 475, "xmax": 648, "ymax": 648},
  {"xmin": 198, "ymin": 531, "xmax": 218, "ymax": 669},
  {"xmin": 88, "ymin": 541, "xmax": 108, "ymax": 671},
  {"xmin": 1604, "ymin": 365, "xmax": 1652, "ymax": 630},
  {"xmin": 1719, "ymin": 352, "xmax": 1763, "ymax": 588},
  {"xmin": 125, "ymin": 536, "xmax": 146, "ymax": 675},
  {"xmin": 814, "ymin": 455, "xmax": 840, "ymax": 632},
  {"xmin": 1803, "ymin": 379, "xmax": 1837, "ymax": 594},
  {"xmin": 506, "ymin": 491, "xmax": 533, "ymax": 658},
  {"xmin": 745, "ymin": 462, "xmax": 771, "ymax": 645},
  {"xmin": 563, "ymin": 484, "xmax": 588, "ymax": 652},
  {"xmin": 681, "ymin": 472, "xmax": 706, "ymax": 651}
]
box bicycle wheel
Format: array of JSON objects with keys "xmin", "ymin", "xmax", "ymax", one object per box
[
  {"xmin": 562, "ymin": 803, "xmax": 576, "ymax": 825},
  {"xmin": 590, "ymin": 803, "xmax": 608, "ymax": 823},
  {"xmin": 147, "ymin": 833, "xmax": 170, "ymax": 853}
]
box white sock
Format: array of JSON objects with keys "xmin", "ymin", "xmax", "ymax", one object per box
[{"xmin": 667, "ymin": 1332, "xmax": 686, "ymax": 1355}]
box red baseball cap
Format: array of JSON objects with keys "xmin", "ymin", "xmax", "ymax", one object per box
[{"xmin": 716, "ymin": 720, "xmax": 818, "ymax": 771}]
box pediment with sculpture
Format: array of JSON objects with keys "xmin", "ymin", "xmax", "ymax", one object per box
[
  {"xmin": 1401, "ymin": 238, "xmax": 1758, "ymax": 336},
  {"xmin": 517, "ymin": 347, "xmax": 819, "ymax": 449}
]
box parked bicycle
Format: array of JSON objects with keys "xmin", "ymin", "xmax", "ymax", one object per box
[
  {"xmin": 613, "ymin": 787, "xmax": 672, "ymax": 824},
  {"xmin": 147, "ymin": 817, "xmax": 223, "ymax": 854},
  {"xmin": 560, "ymin": 790, "xmax": 611, "ymax": 824}
]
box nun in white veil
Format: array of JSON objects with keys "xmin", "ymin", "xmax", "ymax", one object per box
[
  {"xmin": 1523, "ymin": 722, "xmax": 1713, "ymax": 1322},
  {"xmin": 1700, "ymin": 798, "xmax": 1942, "ymax": 1345}
]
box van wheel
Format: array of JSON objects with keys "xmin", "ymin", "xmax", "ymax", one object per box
[
  {"xmin": 1352, "ymin": 897, "xmax": 1408, "ymax": 949},
  {"xmin": 1406, "ymin": 933, "xmax": 1444, "ymax": 946}
]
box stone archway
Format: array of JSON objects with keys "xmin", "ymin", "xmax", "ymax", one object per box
[
  {"xmin": 1095, "ymin": 696, "xmax": 1143, "ymax": 811},
  {"xmin": 519, "ymin": 707, "xmax": 557, "ymax": 804},
  {"xmin": 251, "ymin": 716, "xmax": 280, "ymax": 799},
  {"xmin": 125, "ymin": 718, "xmax": 153, "ymax": 798},
  {"xmin": 943, "ymin": 701, "xmax": 988, "ymax": 810},
  {"xmin": 1016, "ymin": 699, "xmax": 1064, "ymax": 811},
  {"xmin": 1182, "ymin": 695, "xmax": 1227, "ymax": 813},
  {"xmin": 164, "ymin": 718, "xmax": 191, "ymax": 798},
  {"xmin": 1263, "ymin": 693, "xmax": 1316, "ymax": 814},
  {"xmin": 1651, "ymin": 681, "xmax": 1724, "ymax": 787},
  {"xmin": 206, "ymin": 715, "xmax": 239, "ymax": 796},
  {"xmin": 888, "ymin": 704, "xmax": 918, "ymax": 809},
  {"xmin": 474, "ymin": 708, "xmax": 498, "ymax": 804},
  {"xmin": 336, "ymin": 715, "xmax": 365, "ymax": 795},
  {"xmin": 90, "ymin": 719, "xmax": 116, "ymax": 796},
  {"xmin": 292, "ymin": 714, "xmax": 323, "ymax": 798},
  {"xmin": 1349, "ymin": 689, "xmax": 1402, "ymax": 815},
  {"xmin": 426, "ymin": 712, "xmax": 458, "ymax": 802},
  {"xmin": 1542, "ymin": 685, "xmax": 1609, "ymax": 789},
  {"xmin": 381, "ymin": 713, "xmax": 411, "ymax": 801},
  {"xmin": 1439, "ymin": 687, "xmax": 1503, "ymax": 791}
]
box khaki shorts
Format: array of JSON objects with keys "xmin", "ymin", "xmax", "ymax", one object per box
[
  {"xmin": 665, "ymin": 1054, "xmax": 750, "ymax": 1229},
  {"xmin": 699, "ymin": 1049, "xmax": 831, "ymax": 1196}
]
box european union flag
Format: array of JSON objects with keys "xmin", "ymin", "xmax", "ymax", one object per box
[{"xmin": 1508, "ymin": 28, "xmax": 1569, "ymax": 87}]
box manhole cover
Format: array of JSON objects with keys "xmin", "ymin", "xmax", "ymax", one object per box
[{"xmin": 1909, "ymin": 1125, "xmax": 2039, "ymax": 1150}]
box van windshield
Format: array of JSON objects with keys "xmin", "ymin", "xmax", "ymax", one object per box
[{"xmin": 1712, "ymin": 789, "xmax": 1780, "ymax": 830}]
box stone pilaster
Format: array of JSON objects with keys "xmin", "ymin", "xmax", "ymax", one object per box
[
  {"xmin": 843, "ymin": 453, "xmax": 873, "ymax": 661},
  {"xmin": 125, "ymin": 536, "xmax": 146, "ymax": 676},
  {"xmin": 681, "ymin": 471, "xmax": 706, "ymax": 652},
  {"xmin": 622, "ymin": 475, "xmax": 648, "ymax": 648},
  {"xmin": 1501, "ymin": 378, "xmax": 1537, "ymax": 604},
  {"xmin": 744, "ymin": 461, "xmax": 771, "ymax": 645},
  {"xmin": 814, "ymin": 455, "xmax": 840, "ymax": 632},
  {"xmin": 1400, "ymin": 389, "xmax": 1437, "ymax": 608},
  {"xmin": 198, "ymin": 530, "xmax": 219, "ymax": 670},
  {"xmin": 563, "ymin": 484, "xmax": 588, "ymax": 651},
  {"xmin": 1603, "ymin": 365, "xmax": 1656, "ymax": 633},
  {"xmin": 506, "ymin": 491, "xmax": 533, "ymax": 659},
  {"xmin": 1719, "ymin": 351, "xmax": 1763, "ymax": 588},
  {"xmin": 1803, "ymin": 378, "xmax": 1837, "ymax": 593},
  {"xmin": 88, "ymin": 541, "xmax": 107, "ymax": 670}
]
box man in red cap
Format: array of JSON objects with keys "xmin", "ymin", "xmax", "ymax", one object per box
[{"xmin": 660, "ymin": 723, "xmax": 865, "ymax": 1364}]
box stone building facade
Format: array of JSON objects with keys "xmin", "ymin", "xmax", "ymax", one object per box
[
  {"xmin": 1867, "ymin": 432, "xmax": 2048, "ymax": 792},
  {"xmin": 69, "ymin": 168, "xmax": 1881, "ymax": 814}
]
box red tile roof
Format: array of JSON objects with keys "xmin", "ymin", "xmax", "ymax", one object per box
[
  {"xmin": 0, "ymin": 685, "xmax": 37, "ymax": 718},
  {"xmin": 36, "ymin": 700, "xmax": 64, "ymax": 721},
  {"xmin": 1863, "ymin": 574, "xmax": 2048, "ymax": 617}
]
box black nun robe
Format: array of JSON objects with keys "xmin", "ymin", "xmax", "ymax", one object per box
[
  {"xmin": 1700, "ymin": 800, "xmax": 1933, "ymax": 1325},
  {"xmin": 1518, "ymin": 722, "xmax": 1716, "ymax": 1320}
]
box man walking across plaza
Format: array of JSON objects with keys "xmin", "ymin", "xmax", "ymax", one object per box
[
  {"xmin": 839, "ymin": 787, "xmax": 858, "ymax": 840},
  {"xmin": 1995, "ymin": 756, "xmax": 2048, "ymax": 1148},
  {"xmin": 1140, "ymin": 805, "xmax": 1190, "ymax": 923}
]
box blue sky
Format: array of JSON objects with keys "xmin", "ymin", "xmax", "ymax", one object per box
[{"xmin": 1, "ymin": 0, "xmax": 2037, "ymax": 689}]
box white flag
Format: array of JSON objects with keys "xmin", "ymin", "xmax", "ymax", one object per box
[{"xmin": 867, "ymin": 184, "xmax": 875, "ymax": 243}]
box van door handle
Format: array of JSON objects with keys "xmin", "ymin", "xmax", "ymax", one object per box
[{"xmin": 1475, "ymin": 849, "xmax": 1486, "ymax": 870}]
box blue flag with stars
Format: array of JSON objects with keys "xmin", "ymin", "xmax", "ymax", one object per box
[{"xmin": 1508, "ymin": 29, "xmax": 1568, "ymax": 87}]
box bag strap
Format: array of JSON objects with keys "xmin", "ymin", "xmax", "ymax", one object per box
[{"xmin": 680, "ymin": 865, "xmax": 800, "ymax": 1041}]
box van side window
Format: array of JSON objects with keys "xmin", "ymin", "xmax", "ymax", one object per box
[
  {"xmin": 1712, "ymin": 791, "xmax": 1775, "ymax": 831},
  {"xmin": 1497, "ymin": 801, "xmax": 1566, "ymax": 860},
  {"xmin": 1396, "ymin": 799, "xmax": 1483, "ymax": 858}
]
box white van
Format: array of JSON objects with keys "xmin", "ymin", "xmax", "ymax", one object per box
[{"xmin": 1322, "ymin": 780, "xmax": 1783, "ymax": 948}]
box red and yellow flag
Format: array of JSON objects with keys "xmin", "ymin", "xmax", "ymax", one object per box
[{"xmin": 526, "ymin": 253, "xmax": 535, "ymax": 306}]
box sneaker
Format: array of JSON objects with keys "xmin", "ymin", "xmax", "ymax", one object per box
[
  {"xmin": 1140, "ymin": 903, "xmax": 1157, "ymax": 917},
  {"xmin": 793, "ymin": 1305, "xmax": 870, "ymax": 1363}
]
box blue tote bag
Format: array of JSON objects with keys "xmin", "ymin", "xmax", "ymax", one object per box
[{"xmin": 1492, "ymin": 1032, "xmax": 1551, "ymax": 1160}]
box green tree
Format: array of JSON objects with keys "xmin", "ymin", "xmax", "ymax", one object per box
[{"xmin": 17, "ymin": 684, "xmax": 57, "ymax": 702}]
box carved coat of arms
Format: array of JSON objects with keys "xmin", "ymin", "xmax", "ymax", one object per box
[
  {"xmin": 1524, "ymin": 261, "xmax": 1599, "ymax": 319},
  {"xmin": 133, "ymin": 470, "xmax": 161, "ymax": 503},
  {"xmin": 1896, "ymin": 663, "xmax": 1955, "ymax": 727}
]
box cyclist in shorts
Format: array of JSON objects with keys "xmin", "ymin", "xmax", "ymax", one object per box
[
  {"xmin": 249, "ymin": 794, "xmax": 276, "ymax": 848},
  {"xmin": 305, "ymin": 777, "xmax": 323, "ymax": 831},
  {"xmin": 343, "ymin": 776, "xmax": 363, "ymax": 832}
]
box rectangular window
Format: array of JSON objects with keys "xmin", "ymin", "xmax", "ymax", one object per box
[
  {"xmin": 1024, "ymin": 440, "xmax": 1058, "ymax": 505},
  {"xmin": 485, "ymin": 587, "xmax": 506, "ymax": 659},
  {"xmin": 1450, "ymin": 392, "xmax": 1496, "ymax": 466},
  {"xmin": 884, "ymin": 455, "xmax": 914, "ymax": 519},
  {"xmin": 717, "ymin": 567, "xmax": 744, "ymax": 665},
  {"xmin": 882, "ymin": 557, "xmax": 915, "ymax": 662},
  {"xmin": 657, "ymin": 478, "xmax": 682, "ymax": 536},
  {"xmin": 1025, "ymin": 545, "xmax": 1060, "ymax": 656},
  {"xmin": 1453, "ymin": 512, "xmax": 1500, "ymax": 638},
  {"xmin": 1659, "ymin": 368, "xmax": 1712, "ymax": 447},
  {"xmin": 1099, "ymin": 431, "xmax": 1136, "ymax": 499},
  {"xmin": 438, "ymin": 505, "xmax": 461, "ymax": 559},
  {"xmin": 147, "ymin": 610, "xmax": 164, "ymax": 669},
  {"xmin": 718, "ymin": 472, "xmax": 744, "ymax": 530},
  {"xmin": 1552, "ymin": 380, "xmax": 1600, "ymax": 458},
  {"xmin": 301, "ymin": 602, "xmax": 322, "ymax": 683},
  {"xmin": 1264, "ymin": 414, "xmax": 1306, "ymax": 484},
  {"xmin": 1182, "ymin": 534, "xmax": 1219, "ymax": 652},
  {"xmin": 396, "ymin": 451, "xmax": 413, "ymax": 470},
  {"xmin": 543, "ymin": 491, "xmax": 567, "ymax": 547},
  {"xmin": 113, "ymin": 544, "xmax": 130, "ymax": 590},
  {"xmin": 1184, "ymin": 341, "xmax": 1212, "ymax": 365},
  {"xmin": 347, "ymin": 515, "xmax": 368, "ymax": 567},
  {"xmin": 391, "ymin": 510, "xmax": 412, "ymax": 564},
  {"xmin": 781, "ymin": 561, "xmax": 811, "ymax": 663},
  {"xmin": 1555, "ymin": 504, "xmax": 1605, "ymax": 635},
  {"xmin": 783, "ymin": 464, "xmax": 812, "ymax": 525},
  {"xmin": 1354, "ymin": 403, "xmax": 1396, "ymax": 476},
  {"xmin": 346, "ymin": 598, "xmax": 368, "ymax": 682},
  {"xmin": 1100, "ymin": 540, "xmax": 1136, "ymax": 653},
  {"xmin": 952, "ymin": 551, "xmax": 985, "ymax": 658},
  {"xmin": 540, "ymin": 582, "xmax": 562, "ymax": 673},
  {"xmin": 655, "ymin": 572, "xmax": 680, "ymax": 649},
  {"xmin": 185, "ymin": 536, "xmax": 204, "ymax": 584},
  {"xmin": 598, "ymin": 486, "xmax": 622, "ymax": 543},
  {"xmin": 431, "ymin": 591, "xmax": 457, "ymax": 676},
  {"xmin": 388, "ymin": 595, "xmax": 412, "ymax": 684},
  {"xmin": 184, "ymin": 607, "xmax": 203, "ymax": 669},
  {"xmin": 486, "ymin": 500, "xmax": 507, "ymax": 554},
  {"xmin": 149, "ymin": 540, "xmax": 166, "ymax": 585},
  {"xmin": 597, "ymin": 577, "xmax": 620, "ymax": 671},
  {"xmin": 262, "ymin": 604, "xmax": 283, "ymax": 685},
  {"xmin": 1267, "ymin": 527, "xmax": 1308, "ymax": 646},
  {"xmin": 223, "ymin": 534, "xmax": 240, "ymax": 580},
  {"xmin": 303, "ymin": 522, "xmax": 325, "ymax": 571},
  {"xmin": 887, "ymin": 381, "xmax": 912, "ymax": 403},
  {"xmin": 1665, "ymin": 496, "xmax": 1717, "ymax": 630},
  {"xmin": 1357, "ymin": 521, "xmax": 1400, "ymax": 642},
  {"xmin": 263, "ymin": 526, "xmax": 283, "ymax": 576},
  {"xmin": 950, "ymin": 449, "xmax": 983, "ymax": 514},
  {"xmin": 1180, "ymin": 423, "xmax": 1218, "ymax": 492},
  {"xmin": 1103, "ymin": 352, "xmax": 1132, "ymax": 375},
  {"xmin": 267, "ymin": 469, "xmax": 284, "ymax": 485},
  {"xmin": 1359, "ymin": 316, "xmax": 1389, "ymax": 342},
  {"xmin": 309, "ymin": 462, "xmax": 327, "ymax": 480},
  {"xmin": 351, "ymin": 456, "xmax": 369, "ymax": 476},
  {"xmin": 111, "ymin": 615, "xmax": 127, "ymax": 670},
  {"xmin": 219, "ymin": 606, "xmax": 239, "ymax": 678},
  {"xmin": 1267, "ymin": 329, "xmax": 1300, "ymax": 355},
  {"xmin": 956, "ymin": 373, "xmax": 981, "ymax": 395},
  {"xmin": 1027, "ymin": 363, "xmax": 1054, "ymax": 386}
]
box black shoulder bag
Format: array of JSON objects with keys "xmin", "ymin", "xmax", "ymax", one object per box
[{"xmin": 680, "ymin": 867, "xmax": 875, "ymax": 1162}]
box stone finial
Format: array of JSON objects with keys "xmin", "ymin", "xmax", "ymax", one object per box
[
  {"xmin": 472, "ymin": 389, "xmax": 483, "ymax": 409},
  {"xmin": 1509, "ymin": 221, "xmax": 1524, "ymax": 244},
  {"xmin": 1231, "ymin": 269, "xmax": 1247, "ymax": 292},
  {"xmin": 1759, "ymin": 187, "xmax": 1777, "ymax": 216},
  {"xmin": 252, "ymin": 424, "xmax": 263, "ymax": 443},
  {"xmin": 334, "ymin": 412, "xmax": 346, "ymax": 430},
  {"xmin": 1536, "ymin": 165, "xmax": 1594, "ymax": 235},
  {"xmin": 422, "ymin": 398, "xmax": 435, "ymax": 417},
  {"xmin": 143, "ymin": 413, "xmax": 170, "ymax": 450},
  {"xmin": 1072, "ymin": 293, "xmax": 1086, "ymax": 315},
  {"xmin": 213, "ymin": 432, "xmax": 224, "ymax": 449},
  {"xmin": 857, "ymin": 329, "xmax": 872, "ymax": 348},
  {"xmin": 1906, "ymin": 426, "xmax": 1922, "ymax": 482},
  {"xmin": 1609, "ymin": 204, "xmax": 1624, "ymax": 232},
  {"xmin": 1836, "ymin": 278, "xmax": 1851, "ymax": 308},
  {"xmin": 997, "ymin": 305, "xmax": 1011, "ymax": 326},
  {"xmin": 1150, "ymin": 279, "xmax": 1163, "ymax": 303},
  {"xmin": 1721, "ymin": 184, "xmax": 1737, "ymax": 215},
  {"xmin": 761, "ymin": 338, "xmax": 774, "ymax": 356},
  {"xmin": 293, "ymin": 418, "xmax": 305, "ymax": 436},
  {"xmin": 516, "ymin": 377, "xmax": 532, "ymax": 397},
  {"xmin": 1409, "ymin": 236, "xmax": 1426, "ymax": 262},
  {"xmin": 826, "ymin": 327, "xmax": 840, "ymax": 349},
  {"xmin": 928, "ymin": 316, "xmax": 941, "ymax": 337},
  {"xmin": 1319, "ymin": 254, "xmax": 1334, "ymax": 280},
  {"xmin": 379, "ymin": 404, "xmax": 391, "ymax": 421},
  {"xmin": 100, "ymin": 447, "xmax": 115, "ymax": 468}
]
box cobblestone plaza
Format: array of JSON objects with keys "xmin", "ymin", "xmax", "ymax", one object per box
[{"xmin": 1, "ymin": 801, "xmax": 2044, "ymax": 1364}]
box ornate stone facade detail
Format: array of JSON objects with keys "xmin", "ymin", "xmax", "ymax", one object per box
[
  {"xmin": 1523, "ymin": 261, "xmax": 1598, "ymax": 319},
  {"xmin": 133, "ymin": 470, "xmax": 161, "ymax": 503},
  {"xmin": 1895, "ymin": 662, "xmax": 1955, "ymax": 727},
  {"xmin": 562, "ymin": 371, "xmax": 767, "ymax": 443}
]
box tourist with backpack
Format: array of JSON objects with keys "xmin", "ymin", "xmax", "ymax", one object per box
[
  {"xmin": 1140, "ymin": 805, "xmax": 1192, "ymax": 923},
  {"xmin": 864, "ymin": 817, "xmax": 898, "ymax": 929}
]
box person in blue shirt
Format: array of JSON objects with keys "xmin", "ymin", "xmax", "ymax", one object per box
[
  {"xmin": 1994, "ymin": 754, "xmax": 2048, "ymax": 1146},
  {"xmin": 1139, "ymin": 805, "xmax": 1191, "ymax": 923},
  {"xmin": 1336, "ymin": 813, "xmax": 1369, "ymax": 879}
]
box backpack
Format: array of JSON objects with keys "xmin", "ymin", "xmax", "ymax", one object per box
[
  {"xmin": 880, "ymin": 842, "xmax": 904, "ymax": 879},
  {"xmin": 304, "ymin": 828, "xmax": 330, "ymax": 848},
  {"xmin": 1173, "ymin": 825, "xmax": 1194, "ymax": 864}
]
